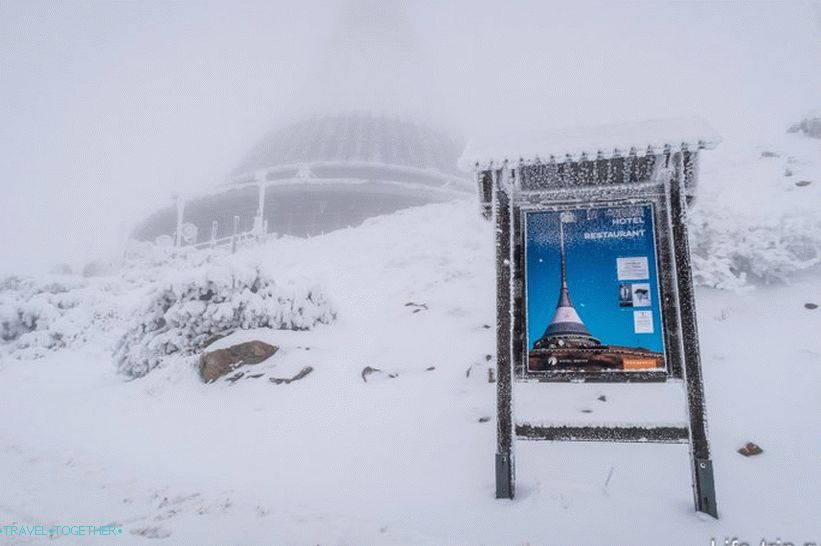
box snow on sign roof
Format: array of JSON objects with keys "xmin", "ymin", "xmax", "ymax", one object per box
[{"xmin": 459, "ymin": 116, "xmax": 721, "ymax": 172}]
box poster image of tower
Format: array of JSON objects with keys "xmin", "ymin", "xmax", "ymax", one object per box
[{"xmin": 525, "ymin": 204, "xmax": 666, "ymax": 373}]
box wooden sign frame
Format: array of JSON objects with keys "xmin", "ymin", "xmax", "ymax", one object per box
[{"xmin": 481, "ymin": 148, "xmax": 718, "ymax": 518}]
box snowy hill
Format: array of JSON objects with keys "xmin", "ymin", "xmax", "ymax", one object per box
[{"xmin": 1, "ymin": 131, "xmax": 820, "ymax": 544}]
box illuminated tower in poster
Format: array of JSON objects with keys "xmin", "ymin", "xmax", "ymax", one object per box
[
  {"xmin": 533, "ymin": 212, "xmax": 600, "ymax": 350},
  {"xmin": 527, "ymin": 207, "xmax": 665, "ymax": 372}
]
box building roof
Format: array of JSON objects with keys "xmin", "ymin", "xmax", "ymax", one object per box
[
  {"xmin": 459, "ymin": 116, "xmax": 721, "ymax": 172},
  {"xmin": 234, "ymin": 112, "xmax": 464, "ymax": 179}
]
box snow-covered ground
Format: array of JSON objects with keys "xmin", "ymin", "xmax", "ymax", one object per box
[{"xmin": 1, "ymin": 128, "xmax": 820, "ymax": 545}]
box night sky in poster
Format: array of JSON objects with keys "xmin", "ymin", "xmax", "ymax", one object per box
[{"xmin": 525, "ymin": 204, "xmax": 664, "ymax": 353}]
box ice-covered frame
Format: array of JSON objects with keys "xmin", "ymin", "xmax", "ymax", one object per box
[
  {"xmin": 477, "ymin": 144, "xmax": 718, "ymax": 518},
  {"xmin": 517, "ymin": 151, "xmax": 692, "ymax": 383},
  {"xmin": 480, "ymin": 145, "xmax": 701, "ymax": 382}
]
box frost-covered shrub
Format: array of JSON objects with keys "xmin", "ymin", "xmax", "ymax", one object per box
[
  {"xmin": 689, "ymin": 205, "xmax": 821, "ymax": 290},
  {"xmin": 0, "ymin": 275, "xmax": 125, "ymax": 359},
  {"xmin": 122, "ymin": 239, "xmax": 214, "ymax": 271},
  {"xmin": 787, "ymin": 110, "xmax": 821, "ymax": 139},
  {"xmin": 113, "ymin": 264, "xmax": 335, "ymax": 378}
]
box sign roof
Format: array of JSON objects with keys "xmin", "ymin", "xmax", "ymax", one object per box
[{"xmin": 459, "ymin": 116, "xmax": 720, "ymax": 171}]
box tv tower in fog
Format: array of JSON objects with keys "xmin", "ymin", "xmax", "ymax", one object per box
[{"xmin": 131, "ymin": 0, "xmax": 470, "ymax": 246}]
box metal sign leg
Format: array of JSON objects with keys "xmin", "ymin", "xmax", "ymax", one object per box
[
  {"xmin": 495, "ymin": 452, "xmax": 514, "ymax": 499},
  {"xmin": 671, "ymin": 152, "xmax": 718, "ymax": 519},
  {"xmin": 494, "ymin": 168, "xmax": 515, "ymax": 499},
  {"xmin": 695, "ymin": 458, "xmax": 718, "ymax": 518}
]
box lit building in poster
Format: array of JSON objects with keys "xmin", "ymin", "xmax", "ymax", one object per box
[
  {"xmin": 527, "ymin": 207, "xmax": 666, "ymax": 372},
  {"xmin": 532, "ymin": 214, "xmax": 601, "ymax": 349}
]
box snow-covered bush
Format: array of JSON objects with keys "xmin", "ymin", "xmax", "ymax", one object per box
[
  {"xmin": 0, "ymin": 275, "xmax": 125, "ymax": 359},
  {"xmin": 122, "ymin": 239, "xmax": 215, "ymax": 271},
  {"xmin": 113, "ymin": 264, "xmax": 335, "ymax": 378},
  {"xmin": 787, "ymin": 109, "xmax": 821, "ymax": 139},
  {"xmin": 689, "ymin": 205, "xmax": 821, "ymax": 290}
]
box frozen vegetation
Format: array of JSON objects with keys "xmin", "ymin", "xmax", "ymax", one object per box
[
  {"xmin": 788, "ymin": 109, "xmax": 821, "ymax": 139},
  {"xmin": 114, "ymin": 264, "xmax": 335, "ymax": 378},
  {"xmin": 688, "ymin": 127, "xmax": 821, "ymax": 290},
  {"xmin": 0, "ymin": 274, "xmax": 127, "ymax": 360},
  {"xmin": 0, "ymin": 255, "xmax": 335, "ymax": 373}
]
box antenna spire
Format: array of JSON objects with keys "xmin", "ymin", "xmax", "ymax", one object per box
[
  {"xmin": 533, "ymin": 213, "xmax": 599, "ymax": 346},
  {"xmin": 556, "ymin": 219, "xmax": 573, "ymax": 308}
]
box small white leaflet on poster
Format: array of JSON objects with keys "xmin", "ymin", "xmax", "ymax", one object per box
[
  {"xmin": 617, "ymin": 256, "xmax": 649, "ymax": 281},
  {"xmin": 633, "ymin": 310, "xmax": 654, "ymax": 334}
]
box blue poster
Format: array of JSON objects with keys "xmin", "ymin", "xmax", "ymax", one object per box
[{"xmin": 525, "ymin": 204, "xmax": 665, "ymax": 372}]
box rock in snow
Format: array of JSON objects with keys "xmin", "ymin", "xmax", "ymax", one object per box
[
  {"xmin": 361, "ymin": 366, "xmax": 398, "ymax": 382},
  {"xmin": 737, "ymin": 442, "xmax": 764, "ymax": 457},
  {"xmin": 199, "ymin": 340, "xmax": 278, "ymax": 383},
  {"xmin": 268, "ymin": 366, "xmax": 314, "ymax": 385}
]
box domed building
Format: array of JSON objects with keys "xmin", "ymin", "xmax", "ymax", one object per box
[
  {"xmin": 131, "ymin": 2, "xmax": 471, "ymax": 246},
  {"xmin": 132, "ymin": 111, "xmax": 469, "ymax": 244}
]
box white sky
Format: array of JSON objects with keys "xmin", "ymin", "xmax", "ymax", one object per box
[{"xmin": 1, "ymin": 0, "xmax": 819, "ymax": 275}]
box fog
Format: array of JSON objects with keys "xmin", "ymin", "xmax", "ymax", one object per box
[{"xmin": 1, "ymin": 0, "xmax": 819, "ymax": 276}]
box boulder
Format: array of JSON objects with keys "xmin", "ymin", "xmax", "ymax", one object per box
[
  {"xmin": 737, "ymin": 442, "xmax": 763, "ymax": 457},
  {"xmin": 199, "ymin": 341, "xmax": 278, "ymax": 383}
]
